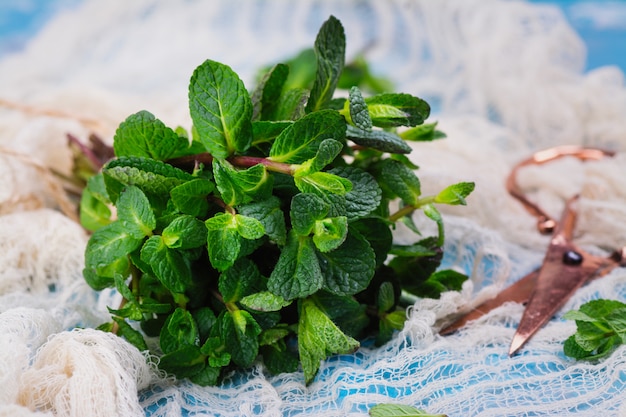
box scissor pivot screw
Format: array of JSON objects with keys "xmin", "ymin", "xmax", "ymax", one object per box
[{"xmin": 563, "ymin": 250, "xmax": 583, "ymax": 266}]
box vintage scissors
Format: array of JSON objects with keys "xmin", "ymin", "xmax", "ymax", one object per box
[{"xmin": 441, "ymin": 145, "xmax": 626, "ymax": 355}]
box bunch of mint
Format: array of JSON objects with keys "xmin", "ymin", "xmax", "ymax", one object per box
[{"xmin": 80, "ymin": 15, "xmax": 474, "ymax": 385}]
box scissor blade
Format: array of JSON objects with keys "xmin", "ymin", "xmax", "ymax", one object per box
[
  {"xmin": 508, "ymin": 239, "xmax": 609, "ymax": 356},
  {"xmin": 440, "ymin": 269, "xmax": 539, "ymax": 335}
]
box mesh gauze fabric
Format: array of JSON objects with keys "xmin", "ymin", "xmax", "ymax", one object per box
[{"xmin": 0, "ymin": 0, "xmax": 625, "ymax": 416}]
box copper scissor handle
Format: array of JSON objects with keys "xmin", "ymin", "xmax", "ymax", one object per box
[
  {"xmin": 505, "ymin": 145, "xmax": 615, "ymax": 235},
  {"xmin": 442, "ymin": 146, "xmax": 623, "ymax": 355}
]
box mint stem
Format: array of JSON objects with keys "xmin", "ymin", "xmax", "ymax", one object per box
[
  {"xmin": 110, "ymin": 298, "xmax": 127, "ymax": 335},
  {"xmin": 228, "ymin": 155, "xmax": 294, "ymax": 175},
  {"xmin": 209, "ymin": 195, "xmax": 236, "ymax": 215},
  {"xmin": 169, "ymin": 153, "xmax": 294, "ymax": 175},
  {"xmin": 168, "ymin": 153, "xmax": 214, "ymax": 169},
  {"xmin": 388, "ymin": 196, "xmax": 436, "ymax": 222}
]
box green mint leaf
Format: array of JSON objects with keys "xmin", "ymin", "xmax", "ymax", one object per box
[
  {"xmin": 111, "ymin": 276, "xmax": 173, "ymax": 320},
  {"xmin": 317, "ymin": 192, "xmax": 348, "ymax": 219},
  {"xmin": 305, "ymin": 15, "xmax": 345, "ymax": 113},
  {"xmin": 158, "ymin": 345, "xmax": 205, "ymax": 378},
  {"xmin": 417, "ymin": 269, "xmax": 468, "ymax": 299},
  {"xmin": 400, "ymin": 122, "xmax": 446, "ymax": 142},
  {"xmin": 579, "ymin": 299, "xmax": 626, "ymax": 319},
  {"xmin": 221, "ymin": 310, "xmax": 261, "ymax": 367},
  {"xmin": 570, "ymin": 321, "xmax": 620, "ymax": 359},
  {"xmin": 137, "ymin": 298, "xmax": 172, "ymax": 316},
  {"xmin": 108, "ymin": 301, "xmax": 143, "ymax": 322},
  {"xmin": 422, "ymin": 204, "xmax": 445, "ymax": 247},
  {"xmin": 377, "ymin": 310, "xmax": 407, "ymax": 346},
  {"xmin": 328, "ymin": 166, "xmax": 382, "ymax": 219},
  {"xmin": 369, "ymin": 403, "xmax": 446, "ymax": 417},
  {"xmin": 213, "ymin": 158, "xmax": 272, "ymax": 206},
  {"xmin": 290, "ymin": 192, "xmax": 329, "ymax": 236},
  {"xmin": 434, "ymin": 182, "xmax": 475, "ymax": 205},
  {"xmin": 251, "ymin": 63, "xmax": 289, "ymax": 121},
  {"xmin": 389, "ymin": 237, "xmax": 444, "ymax": 296},
  {"xmin": 83, "ymin": 257, "xmax": 129, "ymax": 290},
  {"xmin": 297, "ymin": 138, "xmax": 344, "ymax": 176},
  {"xmin": 562, "ymin": 310, "xmax": 598, "ymax": 323},
  {"xmin": 79, "ymin": 186, "xmax": 112, "ymax": 232},
  {"xmin": 234, "ymin": 213, "xmax": 266, "ymax": 239},
  {"xmin": 83, "ymin": 269, "xmax": 113, "ymax": 292},
  {"xmin": 318, "ymin": 228, "xmax": 376, "ymax": 296},
  {"xmin": 238, "ymin": 197, "xmax": 287, "ymax": 246},
  {"xmin": 259, "ymin": 327, "xmax": 290, "ymax": 346},
  {"xmin": 170, "ymin": 178, "xmax": 214, "ymax": 217},
  {"xmin": 400, "ymin": 210, "xmax": 422, "ymax": 235},
  {"xmin": 294, "ymin": 171, "xmax": 352, "ymax": 197},
  {"xmin": 103, "ymin": 156, "xmax": 194, "ymax": 202},
  {"xmin": 162, "ymin": 214, "xmax": 207, "ymax": 249},
  {"xmin": 564, "ymin": 335, "xmax": 591, "ymax": 359},
  {"xmin": 346, "ymin": 125, "xmax": 412, "ymax": 154},
  {"xmin": 326, "ymin": 97, "xmax": 347, "ymax": 111},
  {"xmin": 365, "ymin": 93, "xmax": 430, "ymax": 128},
  {"xmin": 298, "ymin": 298, "xmax": 359, "ymax": 384},
  {"xmin": 380, "ymin": 159, "xmax": 421, "ymax": 205},
  {"xmin": 189, "ymin": 59, "xmax": 253, "ymax": 158},
  {"xmin": 116, "ymin": 186, "xmax": 156, "ymax": 239},
  {"xmin": 85, "ymin": 172, "xmax": 111, "ymax": 204},
  {"xmin": 200, "ymin": 337, "xmax": 231, "ymax": 368},
  {"xmin": 313, "ymin": 216, "xmax": 348, "ymax": 253},
  {"xmin": 193, "ymin": 307, "xmax": 217, "ymax": 342},
  {"xmin": 85, "ymin": 221, "xmax": 143, "ymax": 277},
  {"xmin": 269, "ymin": 109, "xmax": 346, "ymax": 164},
  {"xmin": 280, "ymin": 48, "xmax": 316, "ymax": 90},
  {"xmin": 267, "ymin": 231, "xmax": 323, "ymax": 300},
  {"xmin": 351, "ymin": 218, "xmax": 393, "ymax": 267},
  {"xmin": 218, "ymin": 258, "xmax": 261, "ymax": 303},
  {"xmin": 347, "ymin": 86, "xmax": 372, "ymax": 130},
  {"xmin": 111, "ymin": 317, "xmax": 149, "ymax": 351},
  {"xmin": 160, "ymin": 308, "xmax": 199, "ymax": 354},
  {"xmin": 231, "ymin": 307, "xmax": 248, "ymax": 334},
  {"xmin": 273, "ymin": 88, "xmax": 308, "ymax": 121},
  {"xmin": 113, "ymin": 110, "xmax": 190, "ymax": 161},
  {"xmin": 389, "ymin": 242, "xmax": 439, "ymax": 257},
  {"xmin": 252, "ymin": 121, "xmax": 292, "ymax": 146},
  {"xmin": 313, "ymin": 138, "xmax": 344, "ymax": 170},
  {"xmin": 390, "ymin": 154, "xmax": 420, "ymax": 170},
  {"xmin": 112, "ymin": 272, "xmax": 135, "ymax": 302},
  {"xmin": 260, "ymin": 344, "xmax": 299, "ymax": 375},
  {"xmin": 140, "ymin": 235, "xmax": 192, "ymax": 294},
  {"xmin": 188, "ymin": 365, "xmax": 221, "ymax": 387},
  {"xmin": 205, "ymin": 213, "xmax": 242, "ymax": 272},
  {"xmin": 239, "ymin": 291, "xmax": 292, "ymax": 312},
  {"xmin": 313, "ymin": 292, "xmax": 369, "ymax": 338},
  {"xmin": 606, "ymin": 308, "xmax": 626, "ymax": 342},
  {"xmin": 377, "ymin": 281, "xmax": 396, "ymax": 313},
  {"xmin": 205, "ymin": 213, "xmax": 264, "ymax": 271},
  {"xmin": 337, "ymin": 54, "xmax": 394, "ymax": 94}
]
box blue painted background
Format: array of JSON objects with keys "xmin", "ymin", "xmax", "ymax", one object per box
[
  {"xmin": 531, "ymin": 0, "xmax": 626, "ymax": 72},
  {"xmin": 1, "ymin": 0, "xmax": 625, "ymax": 72}
]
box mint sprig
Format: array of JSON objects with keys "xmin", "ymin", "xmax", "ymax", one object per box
[
  {"xmin": 80, "ymin": 15, "xmax": 474, "ymax": 385},
  {"xmin": 563, "ymin": 299, "xmax": 626, "ymax": 360}
]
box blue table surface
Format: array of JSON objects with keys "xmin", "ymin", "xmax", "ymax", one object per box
[{"xmin": 1, "ymin": 0, "xmax": 625, "ymax": 73}]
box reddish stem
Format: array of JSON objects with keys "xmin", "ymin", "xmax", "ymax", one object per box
[
  {"xmin": 228, "ymin": 155, "xmax": 294, "ymax": 175},
  {"xmin": 168, "ymin": 153, "xmax": 294, "ymax": 175}
]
